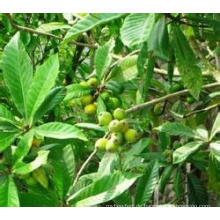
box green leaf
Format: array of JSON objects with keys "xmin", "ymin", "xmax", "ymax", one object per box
[
  {"xmin": 64, "ymin": 84, "xmax": 92, "ymax": 101},
  {"xmin": 75, "ymin": 123, "xmax": 106, "ymax": 132},
  {"xmin": 33, "ymin": 86, "xmax": 65, "ymax": 123},
  {"xmin": 187, "ymin": 173, "xmax": 208, "ymax": 206},
  {"xmin": 148, "ymin": 16, "xmax": 169, "ymax": 61},
  {"xmin": 0, "ymin": 132, "xmax": 18, "ymax": 152},
  {"xmin": 158, "ymin": 165, "xmax": 173, "ymax": 193},
  {"xmin": 2, "ymin": 32, "xmax": 33, "ymax": 116},
  {"xmin": 0, "ymin": 175, "xmax": 19, "ymax": 207},
  {"xmin": 135, "ymin": 160, "xmax": 159, "ymax": 206},
  {"xmin": 36, "ymin": 122, "xmax": 87, "ymax": 141},
  {"xmin": 173, "ymin": 141, "xmax": 203, "ymax": 164},
  {"xmin": 0, "ymin": 104, "xmax": 16, "ymax": 124},
  {"xmin": 97, "ymin": 152, "xmax": 119, "ymax": 177},
  {"xmin": 12, "ymin": 150, "xmax": 49, "ymax": 175},
  {"xmin": 157, "ymin": 122, "xmax": 195, "ymax": 138},
  {"xmin": 210, "ymin": 112, "xmax": 220, "ymax": 140},
  {"xmin": 137, "ymin": 42, "xmax": 148, "ymax": 76},
  {"xmin": 210, "ymin": 142, "xmax": 220, "ymax": 161},
  {"xmin": 97, "ymin": 96, "xmax": 106, "ymax": 115},
  {"xmin": 50, "ymin": 145, "xmax": 75, "ymax": 201},
  {"xmin": 65, "ymin": 13, "xmax": 125, "ymax": 40},
  {"xmin": 68, "ymin": 171, "xmax": 140, "ymax": 207},
  {"xmin": 173, "ymin": 167, "xmax": 183, "ymax": 200},
  {"xmin": 111, "ymin": 55, "xmax": 138, "ymax": 82},
  {"xmin": 95, "ymin": 40, "xmax": 114, "ymax": 81},
  {"xmin": 12, "ymin": 130, "xmax": 34, "ymax": 164},
  {"xmin": 36, "ymin": 22, "xmax": 70, "ymax": 33},
  {"xmin": 120, "ymin": 13, "xmax": 155, "ymax": 47},
  {"xmin": 26, "ymin": 54, "xmax": 59, "ymax": 125},
  {"xmin": 172, "ymin": 25, "xmax": 202, "ymax": 99}
]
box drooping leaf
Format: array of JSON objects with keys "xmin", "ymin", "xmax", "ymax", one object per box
[
  {"xmin": 120, "ymin": 13, "xmax": 155, "ymax": 47},
  {"xmin": 2, "ymin": 32, "xmax": 33, "ymax": 117},
  {"xmin": 135, "ymin": 160, "xmax": 159, "ymax": 206},
  {"xmin": 95, "ymin": 40, "xmax": 114, "ymax": 81},
  {"xmin": 75, "ymin": 122, "xmax": 106, "ymax": 132},
  {"xmin": 26, "ymin": 54, "xmax": 59, "ymax": 125},
  {"xmin": 97, "ymin": 96, "xmax": 106, "ymax": 115},
  {"xmin": 157, "ymin": 122, "xmax": 195, "ymax": 138},
  {"xmin": 137, "ymin": 42, "xmax": 148, "ymax": 76},
  {"xmin": 36, "ymin": 22, "xmax": 70, "ymax": 33},
  {"xmin": 65, "ymin": 13, "xmax": 125, "ymax": 40},
  {"xmin": 33, "ymin": 86, "xmax": 66, "ymax": 123},
  {"xmin": 50, "ymin": 145, "xmax": 75, "ymax": 201},
  {"xmin": 172, "ymin": 25, "xmax": 202, "ymax": 99},
  {"xmin": 0, "ymin": 175, "xmax": 19, "ymax": 207},
  {"xmin": 187, "ymin": 173, "xmax": 208, "ymax": 206},
  {"xmin": 35, "ymin": 122, "xmax": 87, "ymax": 141},
  {"xmin": 158, "ymin": 165, "xmax": 173, "ymax": 193},
  {"xmin": 173, "ymin": 141, "xmax": 203, "ymax": 164},
  {"xmin": 148, "ymin": 16, "xmax": 169, "ymax": 61},
  {"xmin": 12, "ymin": 150, "xmax": 49, "ymax": 175},
  {"xmin": 0, "ymin": 132, "xmax": 18, "ymax": 152},
  {"xmin": 173, "ymin": 167, "xmax": 183, "ymax": 200},
  {"xmin": 68, "ymin": 171, "xmax": 140, "ymax": 207}
]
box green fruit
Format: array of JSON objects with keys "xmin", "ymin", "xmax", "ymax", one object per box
[
  {"xmin": 80, "ymin": 81, "xmax": 89, "ymax": 87},
  {"xmin": 106, "ymin": 140, "xmax": 119, "ymax": 152},
  {"xmin": 107, "ymin": 97, "xmax": 120, "ymax": 109},
  {"xmin": 108, "ymin": 119, "xmax": 122, "ymax": 132},
  {"xmin": 98, "ymin": 111, "xmax": 112, "ymax": 126},
  {"xmin": 153, "ymin": 103, "xmax": 163, "ymax": 115},
  {"xmin": 111, "ymin": 132, "xmax": 123, "ymax": 144},
  {"xmin": 124, "ymin": 129, "xmax": 138, "ymax": 143},
  {"xmin": 84, "ymin": 104, "xmax": 96, "ymax": 115},
  {"xmin": 95, "ymin": 138, "xmax": 107, "ymax": 150},
  {"xmin": 186, "ymin": 96, "xmax": 195, "ymax": 104},
  {"xmin": 100, "ymin": 92, "xmax": 110, "ymax": 101},
  {"xmin": 113, "ymin": 108, "xmax": 126, "ymax": 120},
  {"xmin": 119, "ymin": 119, "xmax": 129, "ymax": 132},
  {"xmin": 87, "ymin": 77, "xmax": 98, "ymax": 88},
  {"xmin": 81, "ymin": 95, "xmax": 93, "ymax": 106}
]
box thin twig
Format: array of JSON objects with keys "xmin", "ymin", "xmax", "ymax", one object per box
[
  {"xmin": 126, "ymin": 82, "xmax": 220, "ymax": 114},
  {"xmin": 72, "ymin": 149, "xmax": 97, "ymax": 188}
]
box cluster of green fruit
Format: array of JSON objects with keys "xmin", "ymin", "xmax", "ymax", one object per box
[{"xmin": 95, "ymin": 108, "xmax": 139, "ymax": 152}]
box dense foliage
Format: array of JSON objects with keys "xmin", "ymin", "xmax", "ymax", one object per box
[{"xmin": 0, "ymin": 13, "xmax": 220, "ymax": 207}]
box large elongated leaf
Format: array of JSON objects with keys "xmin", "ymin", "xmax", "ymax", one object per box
[
  {"xmin": 50, "ymin": 145, "xmax": 75, "ymax": 201},
  {"xmin": 75, "ymin": 123, "xmax": 106, "ymax": 132},
  {"xmin": 120, "ymin": 13, "xmax": 155, "ymax": 47},
  {"xmin": 2, "ymin": 32, "xmax": 33, "ymax": 117},
  {"xmin": 148, "ymin": 16, "xmax": 169, "ymax": 61},
  {"xmin": 158, "ymin": 165, "xmax": 173, "ymax": 193},
  {"xmin": 95, "ymin": 40, "xmax": 114, "ymax": 81},
  {"xmin": 0, "ymin": 132, "xmax": 18, "ymax": 152},
  {"xmin": 65, "ymin": 13, "xmax": 125, "ymax": 40},
  {"xmin": 157, "ymin": 122, "xmax": 195, "ymax": 138},
  {"xmin": 68, "ymin": 171, "xmax": 140, "ymax": 207},
  {"xmin": 36, "ymin": 22, "xmax": 70, "ymax": 33},
  {"xmin": 135, "ymin": 160, "xmax": 159, "ymax": 206},
  {"xmin": 172, "ymin": 25, "xmax": 202, "ymax": 99},
  {"xmin": 0, "ymin": 104, "xmax": 15, "ymax": 124},
  {"xmin": 0, "ymin": 175, "xmax": 19, "ymax": 207},
  {"xmin": 36, "ymin": 122, "xmax": 87, "ymax": 141},
  {"xmin": 210, "ymin": 112, "xmax": 220, "ymax": 140},
  {"xmin": 12, "ymin": 150, "xmax": 49, "ymax": 175},
  {"xmin": 173, "ymin": 141, "xmax": 203, "ymax": 164},
  {"xmin": 26, "ymin": 54, "xmax": 59, "ymax": 125},
  {"xmin": 33, "ymin": 86, "xmax": 65, "ymax": 123}
]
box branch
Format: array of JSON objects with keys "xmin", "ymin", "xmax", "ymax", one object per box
[
  {"xmin": 72, "ymin": 149, "xmax": 97, "ymax": 188},
  {"xmin": 7, "ymin": 13, "xmax": 97, "ymax": 48},
  {"xmin": 126, "ymin": 82, "xmax": 220, "ymax": 114}
]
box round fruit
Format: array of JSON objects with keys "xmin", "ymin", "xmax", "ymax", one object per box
[
  {"xmin": 113, "ymin": 108, "xmax": 126, "ymax": 120},
  {"xmin": 80, "ymin": 81, "xmax": 89, "ymax": 87},
  {"xmin": 87, "ymin": 77, "xmax": 98, "ymax": 88},
  {"xmin": 98, "ymin": 111, "xmax": 112, "ymax": 126},
  {"xmin": 84, "ymin": 104, "xmax": 96, "ymax": 115},
  {"xmin": 100, "ymin": 92, "xmax": 110, "ymax": 101},
  {"xmin": 107, "ymin": 97, "xmax": 120, "ymax": 109},
  {"xmin": 106, "ymin": 140, "xmax": 119, "ymax": 152},
  {"xmin": 95, "ymin": 138, "xmax": 107, "ymax": 150},
  {"xmin": 81, "ymin": 95, "xmax": 93, "ymax": 106},
  {"xmin": 119, "ymin": 119, "xmax": 129, "ymax": 132},
  {"xmin": 108, "ymin": 119, "xmax": 122, "ymax": 132},
  {"xmin": 186, "ymin": 96, "xmax": 195, "ymax": 104},
  {"xmin": 153, "ymin": 103, "xmax": 163, "ymax": 115},
  {"xmin": 124, "ymin": 129, "xmax": 138, "ymax": 143},
  {"xmin": 111, "ymin": 132, "xmax": 123, "ymax": 144}
]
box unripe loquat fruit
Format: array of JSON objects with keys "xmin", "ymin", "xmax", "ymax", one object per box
[
  {"xmin": 124, "ymin": 129, "xmax": 138, "ymax": 143},
  {"xmin": 84, "ymin": 104, "xmax": 97, "ymax": 115},
  {"xmin": 95, "ymin": 138, "xmax": 108, "ymax": 150},
  {"xmin": 98, "ymin": 111, "xmax": 112, "ymax": 126},
  {"xmin": 113, "ymin": 108, "xmax": 126, "ymax": 120}
]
